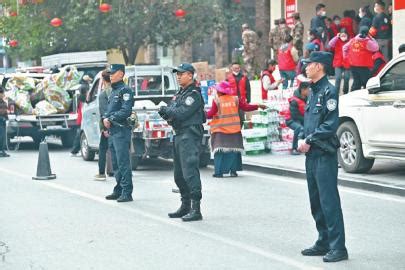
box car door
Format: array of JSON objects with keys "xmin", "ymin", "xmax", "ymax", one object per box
[
  {"xmin": 363, "ymin": 59, "xmax": 405, "ymax": 149},
  {"xmin": 82, "ymin": 78, "xmax": 101, "ymax": 148}
]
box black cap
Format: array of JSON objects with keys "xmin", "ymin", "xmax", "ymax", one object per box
[
  {"xmin": 359, "ymin": 26, "xmax": 369, "ymax": 36},
  {"xmin": 109, "ymin": 64, "xmax": 125, "ymax": 74},
  {"xmin": 172, "ymin": 63, "xmax": 195, "ymax": 74},
  {"xmin": 303, "ymin": 51, "xmax": 333, "ymax": 74},
  {"xmin": 398, "ymin": 44, "xmax": 405, "ymax": 54}
]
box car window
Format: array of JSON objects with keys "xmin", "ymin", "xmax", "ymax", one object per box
[
  {"xmin": 128, "ymin": 75, "xmax": 174, "ymax": 96},
  {"xmin": 87, "ymin": 79, "xmax": 100, "ymax": 103},
  {"xmin": 380, "ymin": 60, "xmax": 405, "ymax": 92}
]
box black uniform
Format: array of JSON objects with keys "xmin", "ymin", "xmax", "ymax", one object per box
[
  {"xmin": 104, "ymin": 81, "xmax": 134, "ymax": 198},
  {"xmin": 160, "ymin": 83, "xmax": 205, "ymax": 202},
  {"xmin": 302, "ymin": 76, "xmax": 346, "ymax": 252},
  {"xmin": 0, "ymin": 96, "xmax": 8, "ymax": 156},
  {"xmin": 371, "ymin": 13, "xmax": 392, "ymax": 60}
]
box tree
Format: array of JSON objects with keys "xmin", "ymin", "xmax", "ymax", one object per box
[{"xmin": 0, "ymin": 0, "xmax": 245, "ymax": 65}]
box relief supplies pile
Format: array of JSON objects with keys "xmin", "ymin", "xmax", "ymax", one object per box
[{"xmin": 4, "ymin": 66, "xmax": 82, "ymax": 116}]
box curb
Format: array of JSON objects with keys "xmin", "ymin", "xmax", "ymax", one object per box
[{"xmin": 242, "ymin": 162, "xmax": 405, "ymax": 197}]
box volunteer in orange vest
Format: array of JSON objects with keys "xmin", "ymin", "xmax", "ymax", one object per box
[
  {"xmin": 278, "ymin": 35, "xmax": 299, "ymax": 89},
  {"xmin": 284, "ymin": 82, "xmax": 310, "ymax": 155},
  {"xmin": 260, "ymin": 59, "xmax": 284, "ymax": 100},
  {"xmin": 206, "ymin": 81, "xmax": 266, "ymax": 178},
  {"xmin": 343, "ymin": 26, "xmax": 379, "ymax": 91}
]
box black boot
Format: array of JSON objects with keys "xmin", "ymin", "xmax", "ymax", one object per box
[
  {"xmin": 168, "ymin": 199, "xmax": 191, "ymax": 218},
  {"xmin": 182, "ymin": 200, "xmax": 202, "ymax": 222}
]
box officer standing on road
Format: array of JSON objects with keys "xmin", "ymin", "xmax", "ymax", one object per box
[
  {"xmin": 0, "ymin": 86, "xmax": 10, "ymax": 157},
  {"xmin": 297, "ymin": 52, "xmax": 348, "ymax": 263},
  {"xmin": 103, "ymin": 64, "xmax": 134, "ymax": 203},
  {"xmin": 158, "ymin": 63, "xmax": 205, "ymax": 222}
]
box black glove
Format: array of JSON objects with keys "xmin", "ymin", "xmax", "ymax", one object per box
[{"xmin": 158, "ymin": 106, "xmax": 169, "ymax": 120}]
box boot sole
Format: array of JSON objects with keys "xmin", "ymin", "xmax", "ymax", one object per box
[
  {"xmin": 182, "ymin": 216, "xmax": 203, "ymax": 222},
  {"xmin": 323, "ymin": 255, "xmax": 349, "ymax": 262}
]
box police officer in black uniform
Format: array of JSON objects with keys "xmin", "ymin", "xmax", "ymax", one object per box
[
  {"xmin": 103, "ymin": 64, "xmax": 135, "ymax": 203},
  {"xmin": 158, "ymin": 63, "xmax": 205, "ymax": 222},
  {"xmin": 298, "ymin": 52, "xmax": 348, "ymax": 263}
]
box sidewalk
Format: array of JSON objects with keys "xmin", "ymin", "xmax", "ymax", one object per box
[{"xmin": 242, "ymin": 153, "xmax": 405, "ymax": 197}]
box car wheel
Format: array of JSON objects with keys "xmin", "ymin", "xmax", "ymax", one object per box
[
  {"xmin": 337, "ymin": 121, "xmax": 374, "ymax": 173},
  {"xmin": 131, "ymin": 155, "xmax": 142, "ymax": 170},
  {"xmin": 80, "ymin": 132, "xmax": 95, "ymax": 161},
  {"xmin": 199, "ymin": 152, "xmax": 211, "ymax": 168},
  {"xmin": 61, "ymin": 130, "xmax": 75, "ymax": 148}
]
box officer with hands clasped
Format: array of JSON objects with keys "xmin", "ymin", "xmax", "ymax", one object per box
[
  {"xmin": 103, "ymin": 64, "xmax": 135, "ymax": 203},
  {"xmin": 297, "ymin": 52, "xmax": 348, "ymax": 263},
  {"xmin": 159, "ymin": 63, "xmax": 205, "ymax": 222}
]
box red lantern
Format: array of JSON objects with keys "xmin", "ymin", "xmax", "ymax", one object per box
[
  {"xmin": 99, "ymin": 3, "xmax": 112, "ymax": 13},
  {"xmin": 9, "ymin": 40, "xmax": 18, "ymax": 47},
  {"xmin": 175, "ymin": 9, "xmax": 186, "ymax": 18},
  {"xmin": 50, "ymin": 17, "xmax": 63, "ymax": 27},
  {"xmin": 9, "ymin": 11, "xmax": 18, "ymax": 17}
]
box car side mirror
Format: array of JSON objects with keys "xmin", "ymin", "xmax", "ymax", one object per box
[{"xmin": 366, "ymin": 76, "xmax": 381, "ymax": 94}]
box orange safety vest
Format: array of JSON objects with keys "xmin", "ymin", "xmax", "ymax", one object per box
[{"xmin": 209, "ymin": 95, "xmax": 241, "ymax": 134}]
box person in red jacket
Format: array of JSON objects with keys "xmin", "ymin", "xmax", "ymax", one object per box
[
  {"xmin": 343, "ymin": 26, "xmax": 379, "ymax": 91},
  {"xmin": 260, "ymin": 59, "xmax": 284, "ymax": 100},
  {"xmin": 285, "ymin": 82, "xmax": 310, "ymax": 155},
  {"xmin": 371, "ymin": 50, "xmax": 387, "ymax": 76},
  {"xmin": 278, "ymin": 35, "xmax": 299, "ymax": 89},
  {"xmin": 340, "ymin": 10, "xmax": 355, "ymax": 38},
  {"xmin": 329, "ymin": 28, "xmax": 351, "ymax": 94},
  {"xmin": 227, "ymin": 62, "xmax": 251, "ymax": 103}
]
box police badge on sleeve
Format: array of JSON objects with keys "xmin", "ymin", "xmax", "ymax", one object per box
[
  {"xmin": 326, "ymin": 99, "xmax": 337, "ymax": 111},
  {"xmin": 185, "ymin": 96, "xmax": 195, "ymax": 106},
  {"xmin": 123, "ymin": 93, "xmax": 130, "ymax": 101}
]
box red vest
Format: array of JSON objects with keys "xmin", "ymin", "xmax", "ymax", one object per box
[
  {"xmin": 332, "ymin": 38, "xmax": 350, "ymax": 69},
  {"xmin": 349, "ymin": 38, "xmax": 374, "ymax": 68},
  {"xmin": 278, "ymin": 44, "xmax": 296, "ymax": 71},
  {"xmin": 260, "ymin": 70, "xmax": 275, "ymax": 100},
  {"xmin": 312, "ymin": 38, "xmax": 324, "ymax": 51},
  {"xmin": 209, "ymin": 95, "xmax": 241, "ymax": 134},
  {"xmin": 340, "ymin": 17, "xmax": 355, "ymax": 38},
  {"xmin": 372, "ymin": 51, "xmax": 387, "ymax": 76},
  {"xmin": 227, "ymin": 74, "xmax": 248, "ymax": 101},
  {"xmin": 284, "ymin": 96, "xmax": 306, "ymax": 121}
]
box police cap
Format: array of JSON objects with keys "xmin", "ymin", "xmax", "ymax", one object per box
[
  {"xmin": 109, "ymin": 64, "xmax": 125, "ymax": 74},
  {"xmin": 172, "ymin": 63, "xmax": 195, "ymax": 74},
  {"xmin": 303, "ymin": 51, "xmax": 333, "ymax": 74}
]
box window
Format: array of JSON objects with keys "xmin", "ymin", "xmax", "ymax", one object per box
[
  {"xmin": 380, "ymin": 60, "xmax": 405, "ymax": 92},
  {"xmin": 87, "ymin": 79, "xmax": 100, "ymax": 103},
  {"xmin": 128, "ymin": 75, "xmax": 173, "ymax": 96}
]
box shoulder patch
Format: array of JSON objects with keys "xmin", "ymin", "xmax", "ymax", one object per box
[
  {"xmin": 185, "ymin": 96, "xmax": 195, "ymax": 106},
  {"xmin": 326, "ymin": 99, "xmax": 337, "ymax": 111},
  {"xmin": 123, "ymin": 93, "xmax": 130, "ymax": 101}
]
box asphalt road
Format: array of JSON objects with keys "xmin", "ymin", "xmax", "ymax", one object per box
[{"xmin": 0, "ymin": 141, "xmax": 404, "ymax": 270}]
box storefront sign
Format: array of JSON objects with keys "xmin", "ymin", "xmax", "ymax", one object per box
[
  {"xmin": 285, "ymin": 0, "xmax": 297, "ymax": 27},
  {"xmin": 395, "ymin": 0, "xmax": 405, "ymax": 10}
]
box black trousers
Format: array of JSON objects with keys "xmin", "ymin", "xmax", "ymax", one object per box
[
  {"xmin": 305, "ymin": 151, "xmax": 346, "ymax": 250},
  {"xmin": 109, "ymin": 127, "xmax": 133, "ymax": 196},
  {"xmin": 98, "ymin": 133, "xmax": 109, "ymax": 175},
  {"xmin": 70, "ymin": 127, "xmax": 81, "ymax": 154},
  {"xmin": 287, "ymin": 120, "xmax": 303, "ymax": 150},
  {"xmin": 0, "ymin": 120, "xmax": 6, "ymax": 152},
  {"xmin": 173, "ymin": 128, "xmax": 202, "ymax": 201},
  {"xmin": 351, "ymin": 67, "xmax": 371, "ymax": 91}
]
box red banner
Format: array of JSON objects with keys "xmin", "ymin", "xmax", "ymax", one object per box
[
  {"xmin": 395, "ymin": 0, "xmax": 405, "ymax": 10},
  {"xmin": 285, "ymin": 0, "xmax": 297, "ymax": 27}
]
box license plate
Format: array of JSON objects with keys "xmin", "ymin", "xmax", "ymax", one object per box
[{"xmin": 46, "ymin": 125, "xmax": 61, "ymax": 130}]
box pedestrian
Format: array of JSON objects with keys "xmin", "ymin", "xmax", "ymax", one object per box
[
  {"xmin": 371, "ymin": 50, "xmax": 387, "ymax": 77},
  {"xmin": 343, "ymin": 26, "xmax": 379, "ymax": 91},
  {"xmin": 278, "ymin": 18, "xmax": 292, "ymax": 47},
  {"xmin": 292, "ymin": 13, "xmax": 304, "ymax": 57},
  {"xmin": 241, "ymin": 23, "xmax": 259, "ymax": 80},
  {"xmin": 158, "ymin": 63, "xmax": 205, "ymax": 222},
  {"xmin": 331, "ymin": 15, "xmax": 341, "ymax": 35},
  {"xmin": 207, "ymin": 81, "xmax": 265, "ymax": 178},
  {"xmin": 278, "ymin": 35, "xmax": 299, "ymax": 89},
  {"xmin": 103, "ymin": 64, "xmax": 135, "ymax": 203},
  {"xmin": 307, "ymin": 29, "xmax": 324, "ymax": 53},
  {"xmin": 285, "ymin": 82, "xmax": 310, "ymax": 155},
  {"xmin": 324, "ymin": 18, "xmax": 336, "ymax": 49},
  {"xmin": 369, "ymin": 1, "xmax": 392, "ymax": 61},
  {"xmin": 260, "ymin": 59, "xmax": 284, "ymax": 100},
  {"xmin": 298, "ymin": 51, "xmax": 348, "ymax": 263},
  {"xmin": 310, "ymin": 3, "xmax": 327, "ymax": 43},
  {"xmin": 269, "ymin": 19, "xmax": 281, "ymax": 59},
  {"xmin": 329, "ymin": 28, "xmax": 351, "ymax": 94},
  {"xmin": 0, "ymin": 86, "xmax": 10, "ymax": 158},
  {"xmin": 70, "ymin": 77, "xmax": 91, "ymax": 157},
  {"xmin": 340, "ymin": 10, "xmax": 356, "ymax": 38},
  {"xmin": 94, "ymin": 70, "xmax": 114, "ymax": 181},
  {"xmin": 358, "ymin": 5, "xmax": 373, "ymax": 29}
]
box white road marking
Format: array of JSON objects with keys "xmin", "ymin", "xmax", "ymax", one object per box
[
  {"xmin": 0, "ymin": 167, "xmax": 321, "ymax": 270},
  {"xmin": 244, "ymin": 171, "xmax": 405, "ymax": 204}
]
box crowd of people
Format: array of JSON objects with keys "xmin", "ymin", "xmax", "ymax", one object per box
[{"xmin": 267, "ymin": 1, "xmax": 394, "ymax": 94}]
